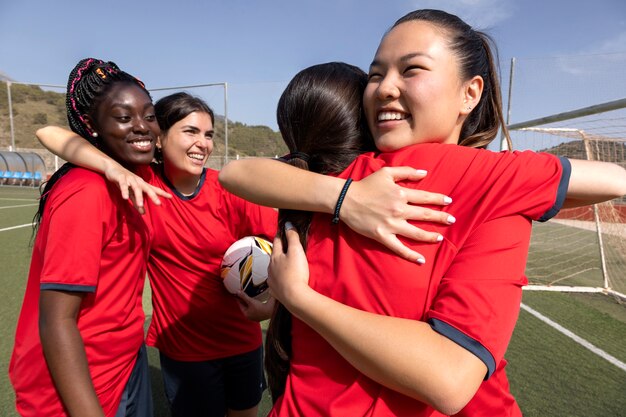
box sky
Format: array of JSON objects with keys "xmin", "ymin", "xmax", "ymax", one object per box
[{"xmin": 1, "ymin": 0, "xmax": 625, "ymax": 132}]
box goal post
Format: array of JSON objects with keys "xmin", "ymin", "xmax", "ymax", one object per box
[{"xmin": 507, "ymin": 105, "xmax": 626, "ymax": 301}]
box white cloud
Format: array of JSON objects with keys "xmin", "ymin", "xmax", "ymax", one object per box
[
  {"xmin": 407, "ymin": 0, "xmax": 515, "ymax": 28},
  {"xmin": 594, "ymin": 31, "xmax": 626, "ymax": 54},
  {"xmin": 554, "ymin": 32, "xmax": 626, "ymax": 76}
]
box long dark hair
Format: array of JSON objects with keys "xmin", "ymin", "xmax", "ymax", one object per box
[
  {"xmin": 265, "ymin": 62, "xmax": 375, "ymax": 401},
  {"xmin": 392, "ymin": 9, "xmax": 511, "ymax": 149},
  {"xmin": 34, "ymin": 58, "xmax": 150, "ymax": 230}
]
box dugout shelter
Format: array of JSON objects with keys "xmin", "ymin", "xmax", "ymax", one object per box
[{"xmin": 0, "ymin": 151, "xmax": 46, "ymax": 186}]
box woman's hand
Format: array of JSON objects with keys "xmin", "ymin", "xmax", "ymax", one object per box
[
  {"xmin": 235, "ymin": 291, "xmax": 275, "ymax": 321},
  {"xmin": 102, "ymin": 161, "xmax": 171, "ymax": 214},
  {"xmin": 340, "ymin": 167, "xmax": 455, "ymax": 263},
  {"xmin": 268, "ymin": 223, "xmax": 312, "ymax": 309}
]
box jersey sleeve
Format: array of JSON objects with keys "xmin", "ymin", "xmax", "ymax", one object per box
[
  {"xmin": 426, "ymin": 215, "xmax": 532, "ymax": 379},
  {"xmin": 40, "ymin": 173, "xmax": 110, "ymax": 292},
  {"xmin": 385, "ymin": 144, "xmax": 571, "ymax": 224},
  {"xmin": 226, "ymin": 190, "xmax": 278, "ymax": 241},
  {"xmin": 475, "ymin": 150, "xmax": 571, "ymax": 222}
]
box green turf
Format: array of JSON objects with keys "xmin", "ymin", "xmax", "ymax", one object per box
[
  {"xmin": 509, "ymin": 293, "xmax": 626, "ymax": 417},
  {"xmin": 1, "ymin": 185, "xmax": 624, "ymax": 417},
  {"xmin": 527, "ymin": 222, "xmax": 605, "ymax": 287}
]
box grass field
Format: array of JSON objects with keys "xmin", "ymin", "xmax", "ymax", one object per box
[{"xmin": 1, "ymin": 186, "xmax": 625, "ymax": 417}]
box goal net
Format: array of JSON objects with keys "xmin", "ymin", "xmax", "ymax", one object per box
[{"xmin": 509, "ymin": 110, "xmax": 626, "ymax": 301}]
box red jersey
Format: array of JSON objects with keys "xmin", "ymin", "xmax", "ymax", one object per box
[
  {"xmin": 270, "ymin": 143, "xmax": 570, "ymax": 417},
  {"xmin": 450, "ymin": 216, "xmax": 531, "ymax": 417},
  {"xmin": 9, "ymin": 168, "xmax": 151, "ymax": 417},
  {"xmin": 142, "ymin": 166, "xmax": 277, "ymax": 360}
]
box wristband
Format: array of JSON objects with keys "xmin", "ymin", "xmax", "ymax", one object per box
[{"xmin": 332, "ymin": 178, "xmax": 353, "ymax": 224}]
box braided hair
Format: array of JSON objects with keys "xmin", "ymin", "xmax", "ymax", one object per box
[{"xmin": 34, "ymin": 58, "xmax": 151, "ymax": 230}]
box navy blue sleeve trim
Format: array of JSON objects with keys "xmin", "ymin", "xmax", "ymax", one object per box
[
  {"xmin": 41, "ymin": 283, "xmax": 96, "ymax": 293},
  {"xmin": 538, "ymin": 156, "xmax": 571, "ymax": 222},
  {"xmin": 429, "ymin": 318, "xmax": 495, "ymax": 380}
]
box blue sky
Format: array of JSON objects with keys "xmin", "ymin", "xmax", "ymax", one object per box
[{"xmin": 1, "ymin": 0, "xmax": 625, "ymax": 131}]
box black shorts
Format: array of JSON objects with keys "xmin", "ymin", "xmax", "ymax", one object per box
[
  {"xmin": 159, "ymin": 346, "xmax": 266, "ymax": 417},
  {"xmin": 115, "ymin": 344, "xmax": 153, "ymax": 417}
]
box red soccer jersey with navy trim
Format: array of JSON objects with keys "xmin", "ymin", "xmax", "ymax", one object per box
[
  {"xmin": 142, "ymin": 166, "xmax": 278, "ymax": 360},
  {"xmin": 449, "ymin": 216, "xmax": 530, "ymax": 417},
  {"xmin": 269, "ymin": 143, "xmax": 570, "ymax": 417},
  {"xmin": 9, "ymin": 168, "xmax": 151, "ymax": 417}
]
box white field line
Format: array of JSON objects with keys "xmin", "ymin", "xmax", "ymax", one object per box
[
  {"xmin": 520, "ymin": 303, "xmax": 626, "ymax": 372},
  {"xmin": 0, "ymin": 198, "xmax": 38, "ymax": 202},
  {"xmin": 0, "ymin": 203, "xmax": 37, "ymax": 210},
  {"xmin": 0, "ymin": 223, "xmax": 33, "ymax": 232}
]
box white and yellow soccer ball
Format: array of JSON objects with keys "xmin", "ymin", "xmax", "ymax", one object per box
[{"xmin": 220, "ymin": 236, "xmax": 273, "ymax": 301}]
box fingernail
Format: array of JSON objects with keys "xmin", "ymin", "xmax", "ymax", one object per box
[
  {"xmin": 285, "ymin": 221, "xmax": 294, "ymax": 231},
  {"xmin": 417, "ymin": 257, "xmax": 426, "ymax": 264},
  {"xmin": 416, "ymin": 169, "xmax": 427, "ymax": 175},
  {"xmin": 436, "ymin": 234, "xmax": 443, "ymax": 242},
  {"xmin": 447, "ymin": 215, "xmax": 456, "ymax": 224},
  {"xmin": 443, "ymin": 196, "xmax": 452, "ymax": 204}
]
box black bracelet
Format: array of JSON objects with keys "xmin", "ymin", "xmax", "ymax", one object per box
[{"xmin": 332, "ymin": 178, "xmax": 353, "ymax": 224}]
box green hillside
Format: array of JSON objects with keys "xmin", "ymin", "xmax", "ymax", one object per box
[{"xmin": 0, "ymin": 82, "xmax": 287, "ymax": 158}]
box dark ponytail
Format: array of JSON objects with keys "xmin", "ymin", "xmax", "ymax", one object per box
[{"xmin": 265, "ymin": 62, "xmax": 374, "ymax": 401}]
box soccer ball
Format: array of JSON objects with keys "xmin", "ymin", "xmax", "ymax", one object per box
[{"xmin": 221, "ymin": 236, "xmax": 273, "ymax": 301}]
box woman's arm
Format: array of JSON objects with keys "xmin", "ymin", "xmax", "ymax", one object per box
[
  {"xmin": 219, "ymin": 158, "xmax": 455, "ymax": 262},
  {"xmin": 219, "ymin": 157, "xmax": 626, "ymax": 260},
  {"xmin": 39, "ymin": 290, "xmax": 105, "ymax": 417},
  {"xmin": 564, "ymin": 159, "xmax": 626, "ymax": 207},
  {"xmin": 36, "ymin": 126, "xmax": 171, "ymax": 213},
  {"xmin": 268, "ymin": 226, "xmax": 486, "ymax": 415}
]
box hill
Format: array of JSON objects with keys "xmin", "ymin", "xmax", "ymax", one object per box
[
  {"xmin": 0, "ymin": 81, "xmax": 287, "ymax": 159},
  {"xmin": 539, "ymin": 138, "xmax": 626, "ymax": 163}
]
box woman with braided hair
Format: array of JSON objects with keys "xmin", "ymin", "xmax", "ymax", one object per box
[
  {"xmin": 9, "ymin": 58, "xmax": 161, "ymax": 417},
  {"xmin": 35, "ymin": 92, "xmax": 283, "ymax": 416}
]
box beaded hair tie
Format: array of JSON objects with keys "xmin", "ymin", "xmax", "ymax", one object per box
[{"xmin": 95, "ymin": 67, "xmax": 107, "ymax": 80}]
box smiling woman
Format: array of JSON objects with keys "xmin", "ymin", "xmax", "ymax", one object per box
[
  {"xmin": 87, "ymin": 82, "xmax": 159, "ymax": 169},
  {"xmin": 35, "ymin": 91, "xmax": 279, "ymax": 417},
  {"xmin": 153, "ymin": 92, "xmax": 215, "ymax": 195},
  {"xmin": 9, "ymin": 58, "xmax": 158, "ymax": 417}
]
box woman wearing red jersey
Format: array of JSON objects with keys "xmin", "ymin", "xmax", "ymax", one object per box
[
  {"xmin": 218, "ymin": 10, "xmax": 626, "ymax": 417},
  {"xmin": 37, "ymin": 92, "xmax": 278, "ymax": 417},
  {"xmin": 10, "ymin": 58, "xmax": 159, "ymax": 417},
  {"xmin": 39, "ymin": 92, "xmax": 456, "ymax": 417}
]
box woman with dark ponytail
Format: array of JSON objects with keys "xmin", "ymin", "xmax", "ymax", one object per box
[
  {"xmin": 265, "ymin": 62, "xmax": 375, "ymax": 400},
  {"xmin": 10, "ymin": 58, "xmax": 159, "ymax": 417},
  {"xmin": 220, "ymin": 10, "xmax": 626, "ymax": 417}
]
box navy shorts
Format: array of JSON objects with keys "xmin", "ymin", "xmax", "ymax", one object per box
[
  {"xmin": 159, "ymin": 346, "xmax": 266, "ymax": 417},
  {"xmin": 115, "ymin": 344, "xmax": 153, "ymax": 417}
]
